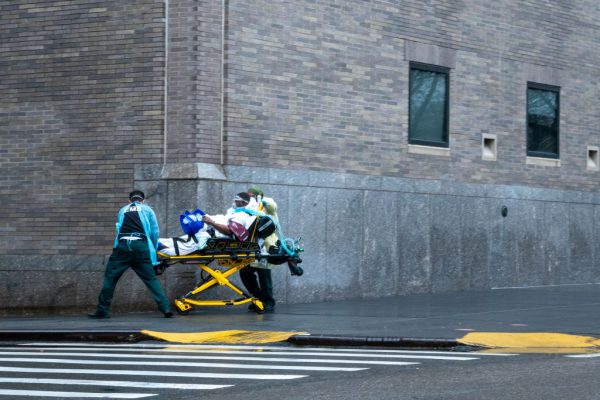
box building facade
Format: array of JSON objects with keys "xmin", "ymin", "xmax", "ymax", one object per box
[{"xmin": 2, "ymin": 0, "xmax": 600, "ymax": 313}]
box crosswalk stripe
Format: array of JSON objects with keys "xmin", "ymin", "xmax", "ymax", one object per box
[
  {"xmin": 0, "ymin": 366, "xmax": 306, "ymax": 380},
  {"xmin": 0, "ymin": 348, "xmax": 415, "ymax": 367},
  {"xmin": 21, "ymin": 342, "xmax": 513, "ymax": 355},
  {"xmin": 0, "ymin": 377, "xmax": 229, "ymax": 390},
  {"xmin": 8, "ymin": 347, "xmax": 477, "ymax": 361},
  {"xmin": 0, "ymin": 342, "xmax": 495, "ymax": 398},
  {"xmin": 565, "ymin": 353, "xmax": 600, "ymax": 358},
  {"xmin": 0, "ymin": 355, "xmax": 367, "ymax": 371},
  {"xmin": 0, "ymin": 355, "xmax": 415, "ymax": 367},
  {"xmin": 0, "ymin": 389, "xmax": 155, "ymax": 398},
  {"xmin": 0, "ymin": 342, "xmax": 501, "ymax": 399}
]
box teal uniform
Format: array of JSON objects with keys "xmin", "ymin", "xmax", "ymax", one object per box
[{"xmin": 94, "ymin": 201, "xmax": 170, "ymax": 315}]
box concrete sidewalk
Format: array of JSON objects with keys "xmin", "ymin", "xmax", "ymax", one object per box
[{"xmin": 2, "ymin": 284, "xmax": 600, "ymax": 348}]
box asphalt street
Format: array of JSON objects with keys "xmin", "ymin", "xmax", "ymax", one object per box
[
  {"xmin": 2, "ymin": 284, "xmax": 600, "ymax": 343},
  {"xmin": 2, "ymin": 284, "xmax": 600, "ymax": 398},
  {"xmin": 0, "ymin": 342, "xmax": 597, "ymax": 399}
]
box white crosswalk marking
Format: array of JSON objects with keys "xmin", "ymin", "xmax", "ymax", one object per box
[
  {"xmin": 4, "ymin": 347, "xmax": 479, "ymax": 361},
  {"xmin": 15, "ymin": 346, "xmax": 477, "ymax": 361},
  {"xmin": 0, "ymin": 350, "xmax": 421, "ymax": 366},
  {"xmin": 0, "ymin": 389, "xmax": 155, "ymax": 398},
  {"xmin": 0, "ymin": 342, "xmax": 495, "ymax": 398},
  {"xmin": 0, "ymin": 377, "xmax": 229, "ymax": 390},
  {"xmin": 0, "ymin": 366, "xmax": 306, "ymax": 380},
  {"xmin": 565, "ymin": 353, "xmax": 600, "ymax": 358},
  {"xmin": 0, "ymin": 354, "xmax": 368, "ymax": 371},
  {"xmin": 21, "ymin": 342, "xmax": 517, "ymax": 356}
]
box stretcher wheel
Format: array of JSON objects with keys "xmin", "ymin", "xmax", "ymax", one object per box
[
  {"xmin": 174, "ymin": 298, "xmax": 192, "ymax": 314},
  {"xmin": 176, "ymin": 308, "xmax": 190, "ymax": 315},
  {"xmin": 253, "ymin": 299, "xmax": 264, "ymax": 311}
]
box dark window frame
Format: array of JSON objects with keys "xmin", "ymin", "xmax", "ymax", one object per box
[
  {"xmin": 408, "ymin": 62, "xmax": 450, "ymax": 148},
  {"xmin": 526, "ymin": 82, "xmax": 560, "ymax": 159}
]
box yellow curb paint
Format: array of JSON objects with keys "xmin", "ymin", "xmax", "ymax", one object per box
[
  {"xmin": 460, "ymin": 332, "xmax": 600, "ymax": 349},
  {"xmin": 141, "ymin": 329, "xmax": 306, "ymax": 344}
]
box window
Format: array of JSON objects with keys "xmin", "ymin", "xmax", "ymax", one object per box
[
  {"xmin": 527, "ymin": 83, "xmax": 560, "ymax": 159},
  {"xmin": 409, "ymin": 63, "xmax": 449, "ymax": 148}
]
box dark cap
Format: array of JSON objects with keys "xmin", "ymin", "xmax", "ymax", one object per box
[
  {"xmin": 234, "ymin": 192, "xmax": 251, "ymax": 204},
  {"xmin": 129, "ymin": 190, "xmax": 145, "ymax": 202},
  {"xmin": 247, "ymin": 185, "xmax": 263, "ymax": 196}
]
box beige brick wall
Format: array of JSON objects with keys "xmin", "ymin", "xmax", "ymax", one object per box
[
  {"xmin": 220, "ymin": 1, "xmax": 600, "ymax": 190},
  {"xmin": 0, "ymin": 0, "xmax": 165, "ymax": 255}
]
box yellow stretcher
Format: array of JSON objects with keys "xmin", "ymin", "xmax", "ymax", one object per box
[{"xmin": 154, "ymin": 215, "xmax": 303, "ymax": 314}]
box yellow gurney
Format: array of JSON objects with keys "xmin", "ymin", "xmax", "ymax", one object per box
[{"xmin": 154, "ymin": 215, "xmax": 303, "ymax": 314}]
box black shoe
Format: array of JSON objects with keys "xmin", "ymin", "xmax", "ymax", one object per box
[
  {"xmin": 163, "ymin": 311, "xmax": 174, "ymax": 318},
  {"xmin": 87, "ymin": 311, "xmax": 109, "ymax": 319},
  {"xmin": 263, "ymin": 305, "xmax": 275, "ymax": 313},
  {"xmin": 248, "ymin": 303, "xmax": 266, "ymax": 314}
]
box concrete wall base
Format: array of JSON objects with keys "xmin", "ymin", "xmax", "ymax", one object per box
[{"xmin": 3, "ymin": 163, "xmax": 600, "ymax": 313}]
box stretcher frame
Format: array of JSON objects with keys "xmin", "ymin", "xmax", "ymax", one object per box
[
  {"xmin": 156, "ymin": 205, "xmax": 303, "ymax": 314},
  {"xmin": 156, "ymin": 238, "xmax": 267, "ymax": 313}
]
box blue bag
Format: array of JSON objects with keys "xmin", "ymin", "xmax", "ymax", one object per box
[{"xmin": 179, "ymin": 209, "xmax": 206, "ymax": 236}]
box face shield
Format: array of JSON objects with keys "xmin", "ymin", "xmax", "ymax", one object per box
[{"xmin": 233, "ymin": 194, "xmax": 249, "ymax": 209}]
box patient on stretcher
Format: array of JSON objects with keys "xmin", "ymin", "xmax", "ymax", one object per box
[{"xmin": 157, "ymin": 192, "xmax": 256, "ymax": 257}]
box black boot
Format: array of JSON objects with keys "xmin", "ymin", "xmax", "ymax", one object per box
[{"xmin": 87, "ymin": 311, "xmax": 110, "ymax": 319}]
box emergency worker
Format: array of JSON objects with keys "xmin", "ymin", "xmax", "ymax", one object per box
[
  {"xmin": 240, "ymin": 186, "xmax": 277, "ymax": 313},
  {"xmin": 88, "ymin": 190, "xmax": 172, "ymax": 319}
]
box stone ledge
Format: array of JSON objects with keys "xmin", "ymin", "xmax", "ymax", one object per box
[
  {"xmin": 135, "ymin": 163, "xmax": 227, "ymax": 181},
  {"xmin": 404, "ymin": 40, "xmax": 457, "ymax": 69},
  {"xmin": 526, "ymin": 157, "xmax": 561, "ymax": 167},
  {"xmin": 526, "ymin": 64, "xmax": 562, "ymax": 87},
  {"xmin": 408, "ymin": 144, "xmax": 451, "ymax": 157}
]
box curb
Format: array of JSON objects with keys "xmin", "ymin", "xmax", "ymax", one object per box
[
  {"xmin": 287, "ymin": 334, "xmax": 465, "ymax": 349},
  {"xmin": 0, "ymin": 330, "xmax": 474, "ymax": 350},
  {"xmin": 0, "ymin": 330, "xmax": 149, "ymax": 343}
]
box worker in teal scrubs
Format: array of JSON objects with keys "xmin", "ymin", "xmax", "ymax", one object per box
[{"xmin": 88, "ymin": 190, "xmax": 172, "ymax": 319}]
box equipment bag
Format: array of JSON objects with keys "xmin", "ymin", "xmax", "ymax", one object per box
[
  {"xmin": 180, "ymin": 209, "xmax": 205, "ymax": 236},
  {"xmin": 247, "ymin": 216, "xmax": 276, "ymax": 239},
  {"xmin": 227, "ymin": 221, "xmax": 249, "ymax": 241}
]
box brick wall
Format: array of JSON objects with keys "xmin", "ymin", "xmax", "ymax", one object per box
[
  {"xmin": 166, "ymin": 0, "xmax": 222, "ymax": 163},
  {"xmin": 221, "ymin": 0, "xmax": 600, "ymax": 190},
  {"xmin": 0, "ymin": 0, "xmax": 165, "ymax": 255}
]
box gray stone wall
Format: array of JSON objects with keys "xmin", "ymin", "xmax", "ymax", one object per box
[
  {"xmin": 2, "ymin": 163, "xmax": 599, "ymax": 314},
  {"xmin": 134, "ymin": 164, "xmax": 600, "ymax": 307}
]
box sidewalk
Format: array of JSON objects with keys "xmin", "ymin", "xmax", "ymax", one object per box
[{"xmin": 2, "ymin": 284, "xmax": 600, "ymax": 348}]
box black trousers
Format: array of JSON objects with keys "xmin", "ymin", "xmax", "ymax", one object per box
[
  {"xmin": 96, "ymin": 240, "xmax": 171, "ymax": 314},
  {"xmin": 240, "ymin": 266, "xmax": 275, "ymax": 308}
]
